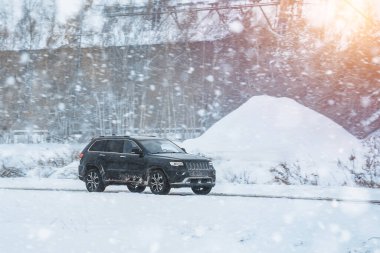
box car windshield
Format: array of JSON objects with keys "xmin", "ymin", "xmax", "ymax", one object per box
[{"xmin": 139, "ymin": 139, "xmax": 184, "ymax": 154}]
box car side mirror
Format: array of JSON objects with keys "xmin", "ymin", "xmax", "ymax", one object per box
[
  {"xmin": 131, "ymin": 148, "xmax": 143, "ymax": 157},
  {"xmin": 181, "ymin": 148, "xmax": 187, "ymax": 153}
]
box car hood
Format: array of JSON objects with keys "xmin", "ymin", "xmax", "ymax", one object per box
[{"xmin": 148, "ymin": 153, "xmax": 209, "ymax": 161}]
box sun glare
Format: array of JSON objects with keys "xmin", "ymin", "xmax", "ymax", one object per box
[{"xmin": 306, "ymin": 0, "xmax": 376, "ymax": 37}]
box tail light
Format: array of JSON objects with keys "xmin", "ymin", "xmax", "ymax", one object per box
[{"xmin": 79, "ymin": 153, "xmax": 84, "ymax": 159}]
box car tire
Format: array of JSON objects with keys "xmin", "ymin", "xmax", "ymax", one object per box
[
  {"xmin": 127, "ymin": 184, "xmax": 146, "ymax": 193},
  {"xmin": 191, "ymin": 186, "xmax": 212, "ymax": 195},
  {"xmin": 149, "ymin": 170, "xmax": 170, "ymax": 195},
  {"xmin": 85, "ymin": 169, "xmax": 105, "ymax": 192}
]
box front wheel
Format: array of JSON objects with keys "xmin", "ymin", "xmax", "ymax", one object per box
[
  {"xmin": 85, "ymin": 169, "xmax": 105, "ymax": 192},
  {"xmin": 191, "ymin": 186, "xmax": 212, "ymax": 195},
  {"xmin": 149, "ymin": 170, "xmax": 170, "ymax": 195},
  {"xmin": 127, "ymin": 184, "xmax": 146, "ymax": 193}
]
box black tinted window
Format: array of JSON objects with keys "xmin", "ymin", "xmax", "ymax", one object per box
[
  {"xmin": 124, "ymin": 140, "xmax": 140, "ymax": 153},
  {"xmin": 105, "ymin": 140, "xmax": 124, "ymax": 153},
  {"xmin": 89, "ymin": 140, "xmax": 106, "ymax": 152},
  {"xmin": 139, "ymin": 139, "xmax": 184, "ymax": 154}
]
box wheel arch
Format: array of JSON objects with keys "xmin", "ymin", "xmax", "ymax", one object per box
[
  {"xmin": 146, "ymin": 166, "xmax": 169, "ymax": 181},
  {"xmin": 84, "ymin": 164, "xmax": 104, "ymax": 176}
]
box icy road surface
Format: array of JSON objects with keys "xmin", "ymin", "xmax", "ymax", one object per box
[{"xmin": 0, "ymin": 179, "xmax": 380, "ymax": 253}]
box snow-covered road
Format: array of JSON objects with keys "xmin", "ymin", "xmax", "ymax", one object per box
[
  {"xmin": 1, "ymin": 179, "xmax": 380, "ymax": 253},
  {"xmin": 1, "ymin": 186, "xmax": 380, "ymax": 205}
]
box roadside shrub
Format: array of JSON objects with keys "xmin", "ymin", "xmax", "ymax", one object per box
[
  {"xmin": 339, "ymin": 136, "xmax": 380, "ymax": 188},
  {"xmin": 270, "ymin": 162, "xmax": 319, "ymax": 185}
]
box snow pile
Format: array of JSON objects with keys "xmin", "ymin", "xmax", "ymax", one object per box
[
  {"xmin": 183, "ymin": 95, "xmax": 364, "ymax": 186},
  {"xmin": 0, "ymin": 144, "xmax": 81, "ymax": 178}
]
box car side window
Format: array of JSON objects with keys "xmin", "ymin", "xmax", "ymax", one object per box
[
  {"xmin": 105, "ymin": 140, "xmax": 124, "ymax": 153},
  {"xmin": 124, "ymin": 140, "xmax": 140, "ymax": 153},
  {"xmin": 89, "ymin": 140, "xmax": 106, "ymax": 152}
]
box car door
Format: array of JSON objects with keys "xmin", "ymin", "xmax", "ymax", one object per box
[
  {"xmin": 103, "ymin": 139, "xmax": 127, "ymax": 180},
  {"xmin": 123, "ymin": 140, "xmax": 146, "ymax": 180}
]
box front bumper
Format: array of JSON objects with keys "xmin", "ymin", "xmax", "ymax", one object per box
[{"xmin": 170, "ymin": 177, "xmax": 215, "ymax": 188}]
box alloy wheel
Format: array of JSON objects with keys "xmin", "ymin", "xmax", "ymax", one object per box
[
  {"xmin": 85, "ymin": 170, "xmax": 104, "ymax": 192},
  {"xmin": 151, "ymin": 172, "xmax": 164, "ymax": 193},
  {"xmin": 149, "ymin": 170, "xmax": 170, "ymax": 195}
]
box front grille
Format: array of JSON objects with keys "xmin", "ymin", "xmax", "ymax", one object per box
[{"xmin": 185, "ymin": 161, "xmax": 210, "ymax": 171}]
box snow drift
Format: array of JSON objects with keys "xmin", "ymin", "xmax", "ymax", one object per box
[
  {"xmin": 183, "ymin": 95, "xmax": 364, "ymax": 186},
  {"xmin": 0, "ymin": 144, "xmax": 81, "ymax": 178}
]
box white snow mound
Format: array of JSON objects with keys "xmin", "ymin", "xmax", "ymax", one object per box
[
  {"xmin": 183, "ymin": 95, "xmax": 363, "ymax": 185},
  {"xmin": 0, "ymin": 144, "xmax": 81, "ymax": 178}
]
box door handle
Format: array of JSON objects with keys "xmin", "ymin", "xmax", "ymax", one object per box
[
  {"xmin": 99, "ymin": 154, "xmax": 106, "ymax": 157},
  {"xmin": 120, "ymin": 155, "xmax": 126, "ymax": 158}
]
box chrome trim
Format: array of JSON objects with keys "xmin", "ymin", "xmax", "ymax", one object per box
[
  {"xmin": 171, "ymin": 177, "xmax": 213, "ymax": 185},
  {"xmin": 185, "ymin": 161, "xmax": 211, "ymax": 171}
]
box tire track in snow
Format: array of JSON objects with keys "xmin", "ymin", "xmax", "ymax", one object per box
[{"xmin": 0, "ymin": 186, "xmax": 379, "ymax": 205}]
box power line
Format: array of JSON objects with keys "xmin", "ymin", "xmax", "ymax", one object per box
[
  {"xmin": 342, "ymin": 0, "xmax": 376, "ymax": 26},
  {"xmin": 104, "ymin": 1, "xmax": 281, "ymax": 17}
]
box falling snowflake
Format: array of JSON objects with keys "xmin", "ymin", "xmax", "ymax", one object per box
[
  {"xmin": 58, "ymin": 103, "xmax": 65, "ymax": 111},
  {"xmin": 327, "ymin": 99, "xmax": 335, "ymax": 106},
  {"xmin": 5, "ymin": 76, "xmax": 15, "ymax": 86},
  {"xmin": 214, "ymin": 90, "xmax": 222, "ymax": 96},
  {"xmin": 229, "ymin": 20, "xmax": 244, "ymax": 34},
  {"xmin": 372, "ymin": 56, "xmax": 380, "ymax": 65},
  {"xmin": 197, "ymin": 109, "xmax": 206, "ymax": 117},
  {"xmin": 360, "ymin": 96, "xmax": 371, "ymax": 108},
  {"xmin": 19, "ymin": 53, "xmax": 30, "ymax": 64},
  {"xmin": 206, "ymin": 75, "xmax": 214, "ymax": 82}
]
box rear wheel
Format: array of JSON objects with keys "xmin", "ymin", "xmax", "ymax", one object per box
[
  {"xmin": 149, "ymin": 170, "xmax": 170, "ymax": 195},
  {"xmin": 127, "ymin": 184, "xmax": 146, "ymax": 193},
  {"xmin": 85, "ymin": 169, "xmax": 105, "ymax": 192},
  {"xmin": 191, "ymin": 186, "xmax": 212, "ymax": 195}
]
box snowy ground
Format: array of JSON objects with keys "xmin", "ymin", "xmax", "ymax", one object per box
[{"xmin": 1, "ymin": 178, "xmax": 380, "ymax": 253}]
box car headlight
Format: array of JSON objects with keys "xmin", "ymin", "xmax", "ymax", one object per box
[{"xmin": 170, "ymin": 161, "xmax": 184, "ymax": 167}]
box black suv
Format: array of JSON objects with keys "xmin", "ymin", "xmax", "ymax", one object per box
[{"xmin": 78, "ymin": 136, "xmax": 216, "ymax": 195}]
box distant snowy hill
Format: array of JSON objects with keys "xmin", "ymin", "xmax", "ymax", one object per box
[{"xmin": 183, "ymin": 95, "xmax": 364, "ymax": 186}]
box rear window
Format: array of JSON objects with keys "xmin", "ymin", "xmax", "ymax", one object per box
[
  {"xmin": 105, "ymin": 140, "xmax": 124, "ymax": 153},
  {"xmin": 89, "ymin": 140, "xmax": 106, "ymax": 152}
]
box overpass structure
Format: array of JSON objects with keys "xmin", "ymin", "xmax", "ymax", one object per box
[{"xmin": 103, "ymin": 0, "xmax": 305, "ymax": 34}]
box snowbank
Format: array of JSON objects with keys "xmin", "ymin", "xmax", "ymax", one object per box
[
  {"xmin": 0, "ymin": 144, "xmax": 82, "ymax": 178},
  {"xmin": 183, "ymin": 95, "xmax": 364, "ymax": 186}
]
